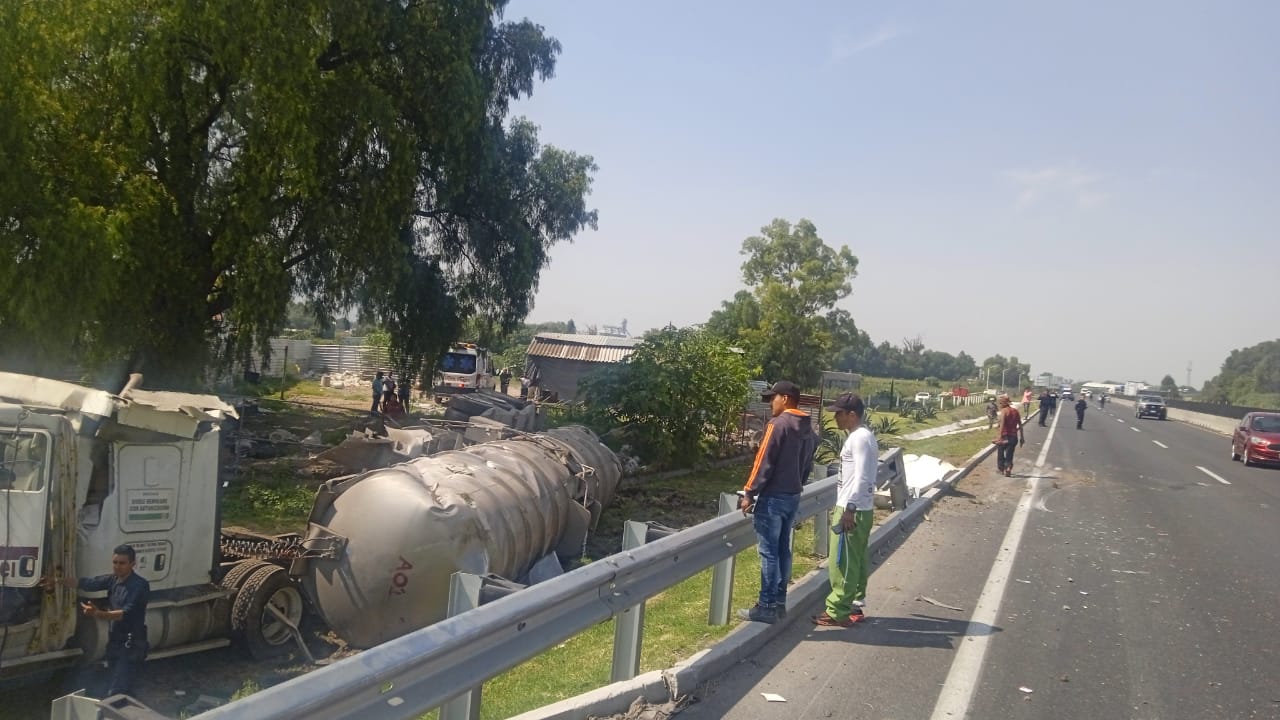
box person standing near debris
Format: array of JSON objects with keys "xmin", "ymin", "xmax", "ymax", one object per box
[
  {"xmin": 397, "ymin": 373, "xmax": 412, "ymax": 410},
  {"xmin": 382, "ymin": 373, "xmax": 397, "ymax": 413},
  {"xmin": 371, "ymin": 371, "xmax": 385, "ymax": 414},
  {"xmin": 995, "ymin": 394, "xmax": 1025, "ymax": 477},
  {"xmin": 985, "ymin": 398, "xmax": 998, "ymax": 429},
  {"xmin": 813, "ymin": 393, "xmax": 876, "ymax": 627},
  {"xmin": 523, "ymin": 361, "xmax": 542, "ymax": 402},
  {"xmin": 1037, "ymin": 388, "xmax": 1052, "ymax": 426},
  {"xmin": 42, "ymin": 545, "xmax": 150, "ymax": 697},
  {"xmin": 738, "ymin": 381, "xmax": 815, "ymax": 624},
  {"xmin": 1021, "ymin": 387, "xmax": 1033, "ymax": 416},
  {"xmin": 1075, "ymin": 396, "xmax": 1088, "ymax": 429},
  {"xmin": 499, "ymin": 367, "xmax": 512, "ymax": 395}
]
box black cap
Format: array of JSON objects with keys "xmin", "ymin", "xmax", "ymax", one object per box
[
  {"xmin": 761, "ymin": 380, "xmax": 800, "ymax": 401},
  {"xmin": 825, "ymin": 392, "xmax": 865, "ymax": 416}
]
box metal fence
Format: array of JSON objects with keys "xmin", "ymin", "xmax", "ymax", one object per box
[
  {"xmin": 249, "ymin": 339, "xmax": 396, "ymax": 378},
  {"xmin": 180, "ymin": 449, "xmax": 905, "ymax": 720}
]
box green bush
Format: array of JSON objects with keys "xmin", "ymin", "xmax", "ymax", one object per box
[{"xmin": 578, "ymin": 327, "xmax": 756, "ymax": 467}]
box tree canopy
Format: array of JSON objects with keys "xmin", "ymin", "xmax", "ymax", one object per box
[
  {"xmin": 1200, "ymin": 339, "xmax": 1280, "ymax": 408},
  {"xmin": 0, "ymin": 0, "xmax": 595, "ymax": 385},
  {"xmin": 710, "ymin": 219, "xmax": 857, "ymax": 386},
  {"xmin": 702, "ymin": 219, "xmax": 1002, "ymax": 386}
]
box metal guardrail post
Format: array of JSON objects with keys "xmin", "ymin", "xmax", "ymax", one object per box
[
  {"xmin": 440, "ymin": 573, "xmax": 485, "ymax": 720},
  {"xmin": 610, "ymin": 521, "xmax": 650, "ymax": 682},
  {"xmin": 708, "ymin": 493, "xmax": 740, "ymax": 625},
  {"xmin": 813, "ymin": 505, "xmax": 831, "ymax": 558}
]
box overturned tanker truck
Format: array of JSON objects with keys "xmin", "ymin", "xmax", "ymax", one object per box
[
  {"xmin": 293, "ymin": 424, "xmax": 621, "ymax": 647},
  {"xmin": 0, "ymin": 371, "xmax": 621, "ymax": 682}
]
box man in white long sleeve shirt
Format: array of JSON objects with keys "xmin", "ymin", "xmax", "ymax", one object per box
[{"xmin": 813, "ymin": 393, "xmax": 877, "ymax": 627}]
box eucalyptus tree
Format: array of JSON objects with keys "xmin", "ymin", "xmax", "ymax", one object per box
[{"xmin": 0, "ymin": 0, "xmax": 596, "ymax": 384}]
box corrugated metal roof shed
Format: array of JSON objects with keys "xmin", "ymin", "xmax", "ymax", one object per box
[{"xmin": 526, "ymin": 333, "xmax": 641, "ymax": 364}]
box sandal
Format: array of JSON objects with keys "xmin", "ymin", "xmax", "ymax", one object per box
[{"xmin": 811, "ymin": 612, "xmax": 853, "ymax": 627}]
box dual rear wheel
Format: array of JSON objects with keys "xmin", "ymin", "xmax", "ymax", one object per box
[{"xmin": 221, "ymin": 561, "xmax": 306, "ymax": 660}]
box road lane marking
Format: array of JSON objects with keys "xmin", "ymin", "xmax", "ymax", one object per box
[
  {"xmin": 1131, "ymin": 426, "xmax": 1141, "ymax": 433},
  {"xmin": 1116, "ymin": 418, "xmax": 1125, "ymax": 422},
  {"xmin": 1152, "ymin": 440, "xmax": 1168, "ymax": 448},
  {"xmin": 930, "ymin": 394, "xmax": 1059, "ymax": 719},
  {"xmin": 1196, "ymin": 466, "xmax": 1231, "ymax": 485}
]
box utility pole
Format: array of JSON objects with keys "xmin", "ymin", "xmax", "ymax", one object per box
[{"xmin": 1186, "ymin": 361, "xmax": 1192, "ymax": 388}]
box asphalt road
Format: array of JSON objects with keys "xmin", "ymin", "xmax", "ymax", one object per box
[{"xmin": 676, "ymin": 405, "xmax": 1280, "ymax": 720}]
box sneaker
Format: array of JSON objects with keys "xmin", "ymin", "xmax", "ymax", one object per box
[
  {"xmin": 774, "ymin": 603, "xmax": 787, "ymax": 619},
  {"xmin": 738, "ymin": 603, "xmax": 778, "ymax": 624},
  {"xmin": 811, "ymin": 612, "xmax": 853, "ymax": 627}
]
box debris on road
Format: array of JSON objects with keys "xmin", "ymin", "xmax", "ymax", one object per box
[
  {"xmin": 761, "ymin": 693, "xmax": 787, "ymax": 702},
  {"xmin": 917, "ymin": 595, "xmax": 964, "ymax": 612}
]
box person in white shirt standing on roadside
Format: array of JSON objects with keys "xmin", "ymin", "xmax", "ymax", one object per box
[{"xmin": 812, "ymin": 393, "xmax": 877, "ymax": 627}]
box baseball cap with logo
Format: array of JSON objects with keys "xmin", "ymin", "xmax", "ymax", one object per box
[{"xmin": 761, "ymin": 380, "xmax": 801, "ymax": 401}]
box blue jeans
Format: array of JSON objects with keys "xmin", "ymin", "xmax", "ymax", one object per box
[{"xmin": 753, "ymin": 493, "xmax": 800, "ymax": 607}]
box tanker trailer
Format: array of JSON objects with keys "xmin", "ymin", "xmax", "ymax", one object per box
[{"xmin": 293, "ymin": 425, "xmax": 621, "ymax": 648}]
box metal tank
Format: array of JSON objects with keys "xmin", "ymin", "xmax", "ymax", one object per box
[{"xmin": 295, "ymin": 425, "xmax": 621, "ymax": 648}]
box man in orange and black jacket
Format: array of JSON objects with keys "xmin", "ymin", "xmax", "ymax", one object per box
[{"xmin": 738, "ymin": 380, "xmax": 816, "ymax": 624}]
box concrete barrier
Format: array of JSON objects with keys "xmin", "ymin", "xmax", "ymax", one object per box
[{"xmin": 1110, "ymin": 398, "xmax": 1238, "ymax": 436}]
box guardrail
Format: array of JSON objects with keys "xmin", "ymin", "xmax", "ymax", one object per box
[{"xmin": 173, "ymin": 449, "xmax": 907, "ymax": 720}]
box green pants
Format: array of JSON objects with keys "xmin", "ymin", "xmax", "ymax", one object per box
[{"xmin": 825, "ymin": 509, "xmax": 874, "ymax": 617}]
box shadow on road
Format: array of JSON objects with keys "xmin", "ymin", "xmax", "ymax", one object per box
[{"xmin": 802, "ymin": 613, "xmax": 1002, "ymax": 650}]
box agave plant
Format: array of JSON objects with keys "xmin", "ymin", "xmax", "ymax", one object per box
[
  {"xmin": 814, "ymin": 411, "xmax": 848, "ymax": 465},
  {"xmin": 873, "ymin": 414, "xmax": 901, "ymax": 436}
]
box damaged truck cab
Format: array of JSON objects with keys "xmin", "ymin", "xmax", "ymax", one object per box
[{"xmin": 0, "ymin": 372, "xmax": 285, "ymax": 679}]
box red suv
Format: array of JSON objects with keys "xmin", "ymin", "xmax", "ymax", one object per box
[{"xmin": 1231, "ymin": 412, "xmax": 1280, "ymax": 467}]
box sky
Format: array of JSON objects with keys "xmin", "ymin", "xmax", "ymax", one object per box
[{"xmin": 507, "ymin": 0, "xmax": 1280, "ymax": 387}]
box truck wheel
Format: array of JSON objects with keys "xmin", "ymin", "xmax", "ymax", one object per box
[
  {"xmin": 220, "ymin": 559, "xmax": 271, "ymax": 593},
  {"xmin": 231, "ymin": 564, "xmax": 305, "ymax": 660}
]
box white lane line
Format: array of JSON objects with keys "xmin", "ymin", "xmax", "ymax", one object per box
[
  {"xmin": 1196, "ymin": 466, "xmax": 1231, "ymax": 486},
  {"xmin": 930, "ymin": 395, "xmax": 1058, "ymax": 719},
  {"xmin": 1131, "ymin": 426, "xmax": 1141, "ymax": 433},
  {"xmin": 1116, "ymin": 418, "xmax": 1125, "ymax": 423},
  {"xmin": 1152, "ymin": 440, "xmax": 1168, "ymax": 448}
]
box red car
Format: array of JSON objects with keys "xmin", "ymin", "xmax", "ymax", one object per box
[{"xmin": 1231, "ymin": 412, "xmax": 1280, "ymax": 467}]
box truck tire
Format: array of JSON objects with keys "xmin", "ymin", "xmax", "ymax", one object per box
[
  {"xmin": 231, "ymin": 564, "xmax": 306, "ymax": 660},
  {"xmin": 220, "ymin": 559, "xmax": 271, "ymax": 594}
]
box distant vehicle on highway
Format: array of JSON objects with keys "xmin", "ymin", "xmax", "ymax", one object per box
[
  {"xmin": 914, "ymin": 392, "xmax": 932, "ymax": 403},
  {"xmin": 1135, "ymin": 395, "xmax": 1167, "ymax": 420},
  {"xmin": 1231, "ymin": 412, "xmax": 1280, "ymax": 467}
]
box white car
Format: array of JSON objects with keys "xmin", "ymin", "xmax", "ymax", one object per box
[{"xmin": 914, "ymin": 392, "xmax": 932, "ymax": 403}]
